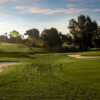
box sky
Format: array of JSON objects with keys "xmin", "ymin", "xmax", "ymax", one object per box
[{"xmin": 0, "ymin": 0, "xmax": 100, "ymax": 36}]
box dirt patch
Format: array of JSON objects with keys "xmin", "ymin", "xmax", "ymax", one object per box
[
  {"xmin": 0, "ymin": 62, "xmax": 20, "ymax": 73},
  {"xmin": 67, "ymin": 54, "xmax": 100, "ymax": 58}
]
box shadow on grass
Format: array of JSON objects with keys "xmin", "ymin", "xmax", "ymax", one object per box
[
  {"xmin": 59, "ymin": 46, "xmax": 80, "ymax": 53},
  {"xmin": 0, "ymin": 52, "xmax": 36, "ymax": 59},
  {"xmin": 0, "ymin": 51, "xmax": 53, "ymax": 60},
  {"xmin": 88, "ymin": 48, "xmax": 100, "ymax": 51}
]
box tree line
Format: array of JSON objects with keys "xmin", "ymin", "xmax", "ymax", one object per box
[{"xmin": 0, "ymin": 14, "xmax": 100, "ymax": 52}]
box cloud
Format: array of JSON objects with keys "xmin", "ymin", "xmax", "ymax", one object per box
[
  {"xmin": 91, "ymin": 9, "xmax": 100, "ymax": 12},
  {"xmin": 66, "ymin": 4, "xmax": 76, "ymax": 7},
  {"xmin": 0, "ymin": 0, "xmax": 8, "ymax": 3},
  {"xmin": 15, "ymin": 6, "xmax": 26, "ymax": 9},
  {"xmin": 15, "ymin": 6, "xmax": 89, "ymax": 14}
]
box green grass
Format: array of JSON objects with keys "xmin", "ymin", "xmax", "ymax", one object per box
[
  {"xmin": 80, "ymin": 51, "xmax": 100, "ymax": 56},
  {"xmin": 0, "ymin": 43, "xmax": 100, "ymax": 100},
  {"xmin": 62, "ymin": 58, "xmax": 100, "ymax": 83}
]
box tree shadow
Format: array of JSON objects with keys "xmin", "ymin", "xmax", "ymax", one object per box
[
  {"xmin": 0, "ymin": 50, "xmax": 54, "ymax": 60},
  {"xmin": 0, "ymin": 52, "xmax": 36, "ymax": 59}
]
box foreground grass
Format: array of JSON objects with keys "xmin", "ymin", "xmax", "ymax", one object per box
[{"xmin": 0, "ymin": 43, "xmax": 100, "ymax": 100}]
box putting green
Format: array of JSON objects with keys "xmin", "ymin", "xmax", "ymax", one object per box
[{"xmin": 62, "ymin": 59, "xmax": 100, "ymax": 83}]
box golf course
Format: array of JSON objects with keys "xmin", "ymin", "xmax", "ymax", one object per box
[{"xmin": 0, "ymin": 43, "xmax": 100, "ymax": 100}]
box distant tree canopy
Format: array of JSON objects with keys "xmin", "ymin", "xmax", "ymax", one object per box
[
  {"xmin": 41, "ymin": 27, "xmax": 63, "ymax": 52},
  {"xmin": 66, "ymin": 33, "xmax": 73, "ymax": 45},
  {"xmin": 68, "ymin": 14, "xmax": 98, "ymax": 51},
  {"xmin": 8, "ymin": 30, "xmax": 24, "ymax": 43},
  {"xmin": 24, "ymin": 28, "xmax": 39, "ymax": 46},
  {"xmin": 24, "ymin": 28, "xmax": 40, "ymax": 52},
  {"xmin": 1, "ymin": 14, "xmax": 100, "ymax": 52},
  {"xmin": 92, "ymin": 26, "xmax": 100, "ymax": 48},
  {"xmin": 10, "ymin": 30, "xmax": 19, "ymax": 38},
  {"xmin": 58, "ymin": 32, "xmax": 68, "ymax": 44},
  {"xmin": 0, "ymin": 35, "xmax": 8, "ymax": 42}
]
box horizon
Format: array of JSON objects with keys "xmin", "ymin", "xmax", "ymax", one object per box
[{"xmin": 0, "ymin": 0, "xmax": 100, "ymax": 36}]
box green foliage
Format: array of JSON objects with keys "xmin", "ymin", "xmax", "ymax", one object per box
[
  {"xmin": 66, "ymin": 33, "xmax": 73, "ymax": 45},
  {"xmin": 92, "ymin": 26, "xmax": 100, "ymax": 48},
  {"xmin": 0, "ymin": 35, "xmax": 8, "ymax": 42},
  {"xmin": 68, "ymin": 14, "xmax": 98, "ymax": 51},
  {"xmin": 41, "ymin": 27, "xmax": 62, "ymax": 52},
  {"xmin": 11, "ymin": 31, "xmax": 19, "ymax": 38},
  {"xmin": 24, "ymin": 28, "xmax": 40, "ymax": 52},
  {"xmin": 24, "ymin": 28, "xmax": 39, "ymax": 39}
]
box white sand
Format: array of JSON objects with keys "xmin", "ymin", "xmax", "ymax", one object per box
[{"xmin": 67, "ymin": 54, "xmax": 100, "ymax": 58}]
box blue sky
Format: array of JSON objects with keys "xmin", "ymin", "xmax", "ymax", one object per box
[{"xmin": 0, "ymin": 0, "xmax": 100, "ymax": 36}]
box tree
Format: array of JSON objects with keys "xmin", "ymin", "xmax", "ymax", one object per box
[
  {"xmin": 21, "ymin": 38, "xmax": 30, "ymax": 44},
  {"xmin": 58, "ymin": 32, "xmax": 67, "ymax": 44},
  {"xmin": 24, "ymin": 28, "xmax": 39, "ymax": 52},
  {"xmin": 68, "ymin": 14, "xmax": 98, "ymax": 51},
  {"xmin": 68, "ymin": 19, "xmax": 77, "ymax": 49},
  {"xmin": 24, "ymin": 28, "xmax": 39, "ymax": 46},
  {"xmin": 0, "ymin": 35, "xmax": 8, "ymax": 42},
  {"xmin": 4, "ymin": 32, "xmax": 8, "ymax": 42},
  {"xmin": 66, "ymin": 33, "xmax": 73, "ymax": 45},
  {"xmin": 92, "ymin": 26, "xmax": 100, "ymax": 47},
  {"xmin": 9, "ymin": 30, "xmax": 19, "ymax": 43},
  {"xmin": 41, "ymin": 27, "xmax": 62, "ymax": 52},
  {"xmin": 15, "ymin": 34, "xmax": 23, "ymax": 44}
]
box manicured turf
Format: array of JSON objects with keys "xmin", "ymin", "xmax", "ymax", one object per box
[
  {"xmin": 80, "ymin": 51, "xmax": 100, "ymax": 56},
  {"xmin": 62, "ymin": 58, "xmax": 100, "ymax": 83},
  {"xmin": 0, "ymin": 43, "xmax": 100, "ymax": 100}
]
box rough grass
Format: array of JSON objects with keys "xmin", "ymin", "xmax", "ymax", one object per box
[{"xmin": 0, "ymin": 43, "xmax": 100, "ymax": 100}]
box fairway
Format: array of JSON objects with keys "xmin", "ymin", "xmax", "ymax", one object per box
[{"xmin": 0, "ymin": 43, "xmax": 100, "ymax": 100}]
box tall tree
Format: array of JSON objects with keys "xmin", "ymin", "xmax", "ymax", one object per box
[
  {"xmin": 92, "ymin": 26, "xmax": 100, "ymax": 47},
  {"xmin": 0, "ymin": 35, "xmax": 8, "ymax": 42},
  {"xmin": 4, "ymin": 32, "xmax": 8, "ymax": 42},
  {"xmin": 24, "ymin": 28, "xmax": 39, "ymax": 52},
  {"xmin": 9, "ymin": 30, "xmax": 19, "ymax": 43},
  {"xmin": 58, "ymin": 32, "xmax": 68, "ymax": 44},
  {"xmin": 15, "ymin": 34, "xmax": 23, "ymax": 44},
  {"xmin": 24, "ymin": 28, "xmax": 39, "ymax": 46},
  {"xmin": 41, "ymin": 27, "xmax": 62, "ymax": 52},
  {"xmin": 68, "ymin": 19, "xmax": 77, "ymax": 49},
  {"xmin": 68, "ymin": 15, "xmax": 98, "ymax": 51},
  {"xmin": 66, "ymin": 33, "xmax": 73, "ymax": 45}
]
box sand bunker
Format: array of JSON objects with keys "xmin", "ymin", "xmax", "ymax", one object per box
[
  {"xmin": 0, "ymin": 62, "xmax": 20, "ymax": 73},
  {"xmin": 67, "ymin": 54, "xmax": 100, "ymax": 58}
]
